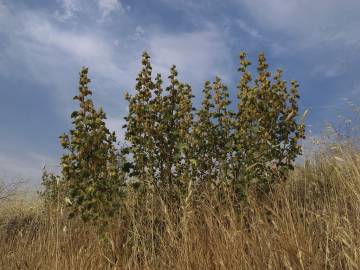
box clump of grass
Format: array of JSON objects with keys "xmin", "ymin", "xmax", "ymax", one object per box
[{"xmin": 1, "ymin": 144, "xmax": 360, "ymax": 269}]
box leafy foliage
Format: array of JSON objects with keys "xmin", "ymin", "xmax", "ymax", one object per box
[
  {"xmin": 192, "ymin": 77, "xmax": 233, "ymax": 184},
  {"xmin": 59, "ymin": 67, "xmax": 124, "ymax": 222},
  {"xmin": 40, "ymin": 170, "xmax": 63, "ymax": 209},
  {"xmin": 124, "ymin": 51, "xmax": 305, "ymax": 197},
  {"xmin": 124, "ymin": 52, "xmax": 194, "ymax": 196},
  {"xmin": 233, "ymin": 52, "xmax": 305, "ymax": 192},
  {"xmin": 48, "ymin": 51, "xmax": 305, "ymax": 222}
]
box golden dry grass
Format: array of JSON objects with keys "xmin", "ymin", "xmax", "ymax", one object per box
[{"xmin": 1, "ymin": 145, "xmax": 360, "ymax": 269}]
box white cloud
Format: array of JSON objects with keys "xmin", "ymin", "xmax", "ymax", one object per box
[
  {"xmin": 311, "ymin": 63, "xmax": 346, "ymax": 79},
  {"xmin": 97, "ymin": 0, "xmax": 123, "ymax": 19},
  {"xmin": 61, "ymin": 0, "xmax": 77, "ymax": 18},
  {"xmin": 0, "ymin": 1, "xmax": 12, "ymax": 27},
  {"xmin": 130, "ymin": 25, "xmax": 145, "ymax": 41},
  {"xmin": 1, "ymin": 1, "xmax": 231, "ymax": 106},
  {"xmin": 0, "ymin": 5, "xmax": 133, "ymax": 105},
  {"xmin": 25, "ymin": 18, "xmax": 123, "ymax": 81},
  {"xmin": 55, "ymin": 0, "xmax": 82, "ymax": 21},
  {"xmin": 237, "ymin": 19, "xmax": 262, "ymax": 39},
  {"xmin": 55, "ymin": 0, "xmax": 124, "ymax": 21},
  {"xmin": 147, "ymin": 26, "xmax": 232, "ymax": 90},
  {"xmin": 0, "ymin": 151, "xmax": 58, "ymax": 185},
  {"xmin": 270, "ymin": 42, "xmax": 288, "ymax": 56},
  {"xmin": 0, "ymin": 0, "xmax": 143, "ymax": 164},
  {"xmin": 0, "ymin": 1, "xmax": 8, "ymax": 17},
  {"xmin": 240, "ymin": 0, "xmax": 360, "ymax": 48},
  {"xmin": 159, "ymin": 0, "xmax": 210, "ymax": 11},
  {"xmin": 0, "ymin": 1, "xmax": 234, "ymax": 184}
]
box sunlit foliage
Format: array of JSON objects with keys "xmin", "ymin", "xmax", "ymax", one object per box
[{"xmin": 59, "ymin": 67, "xmax": 124, "ymax": 222}]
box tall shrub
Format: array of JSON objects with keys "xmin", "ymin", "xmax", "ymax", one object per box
[
  {"xmin": 124, "ymin": 53, "xmax": 194, "ymax": 195},
  {"xmin": 233, "ymin": 52, "xmax": 305, "ymax": 192},
  {"xmin": 59, "ymin": 67, "xmax": 124, "ymax": 222},
  {"xmin": 192, "ymin": 77, "xmax": 233, "ymax": 184}
]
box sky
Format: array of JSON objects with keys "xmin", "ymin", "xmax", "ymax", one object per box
[{"xmin": 1, "ymin": 0, "xmax": 360, "ymax": 185}]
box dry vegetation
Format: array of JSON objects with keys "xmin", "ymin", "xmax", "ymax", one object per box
[
  {"xmin": 1, "ymin": 51, "xmax": 358, "ymax": 269},
  {"xmin": 1, "ymin": 144, "xmax": 360, "ymax": 269}
]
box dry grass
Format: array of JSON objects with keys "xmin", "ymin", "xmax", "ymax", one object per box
[{"xmin": 2, "ymin": 145, "xmax": 360, "ymax": 269}]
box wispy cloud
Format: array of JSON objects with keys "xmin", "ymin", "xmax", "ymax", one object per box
[
  {"xmin": 0, "ymin": 0, "xmax": 233, "ymax": 116},
  {"xmin": 148, "ymin": 26, "xmax": 232, "ymax": 89},
  {"xmin": 97, "ymin": 0, "xmax": 124, "ymax": 19},
  {"xmin": 311, "ymin": 63, "xmax": 346, "ymax": 79},
  {"xmin": 0, "ymin": 3, "xmax": 132, "ymax": 111},
  {"xmin": 0, "ymin": 151, "xmax": 57, "ymax": 185},
  {"xmin": 240, "ymin": 0, "xmax": 360, "ymax": 49},
  {"xmin": 55, "ymin": 0, "xmax": 79, "ymax": 21},
  {"xmin": 2, "ymin": 0, "xmax": 360, "ymax": 185},
  {"xmin": 55, "ymin": 0, "xmax": 125, "ymax": 21},
  {"xmin": 236, "ymin": 19, "xmax": 262, "ymax": 39}
]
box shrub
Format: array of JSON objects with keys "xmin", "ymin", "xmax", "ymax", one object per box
[
  {"xmin": 192, "ymin": 77, "xmax": 233, "ymax": 184},
  {"xmin": 59, "ymin": 67, "xmax": 125, "ymax": 222},
  {"xmin": 53, "ymin": 51, "xmax": 306, "ymax": 221},
  {"xmin": 124, "ymin": 51, "xmax": 305, "ymax": 199},
  {"xmin": 39, "ymin": 170, "xmax": 63, "ymax": 210},
  {"xmin": 123, "ymin": 52, "xmax": 194, "ymax": 197},
  {"xmin": 231, "ymin": 52, "xmax": 305, "ymax": 193}
]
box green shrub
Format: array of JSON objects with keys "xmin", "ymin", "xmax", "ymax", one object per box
[
  {"xmin": 192, "ymin": 77, "xmax": 233, "ymax": 184},
  {"xmin": 52, "ymin": 51, "xmax": 306, "ymax": 221},
  {"xmin": 123, "ymin": 52, "xmax": 194, "ymax": 197},
  {"xmin": 123, "ymin": 51, "xmax": 305, "ymax": 199},
  {"xmin": 59, "ymin": 67, "xmax": 125, "ymax": 222},
  {"xmin": 232, "ymin": 52, "xmax": 305, "ymax": 193},
  {"xmin": 39, "ymin": 170, "xmax": 63, "ymax": 210}
]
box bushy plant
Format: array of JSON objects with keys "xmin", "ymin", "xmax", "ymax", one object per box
[
  {"xmin": 124, "ymin": 52, "xmax": 194, "ymax": 196},
  {"xmin": 192, "ymin": 77, "xmax": 233, "ymax": 184},
  {"xmin": 124, "ymin": 51, "xmax": 305, "ymax": 198},
  {"xmin": 40, "ymin": 170, "xmax": 63, "ymax": 209},
  {"xmin": 52, "ymin": 51, "xmax": 306, "ymax": 222},
  {"xmin": 59, "ymin": 67, "xmax": 124, "ymax": 222},
  {"xmin": 233, "ymin": 52, "xmax": 305, "ymax": 192}
]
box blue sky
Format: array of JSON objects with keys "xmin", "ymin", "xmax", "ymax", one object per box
[{"xmin": 1, "ymin": 0, "xmax": 360, "ymax": 185}]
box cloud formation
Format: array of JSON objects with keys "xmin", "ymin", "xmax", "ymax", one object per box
[
  {"xmin": 97, "ymin": 0, "xmax": 123, "ymax": 19},
  {"xmin": 55, "ymin": 0, "xmax": 124, "ymax": 21},
  {"xmin": 0, "ymin": 151, "xmax": 58, "ymax": 185},
  {"xmin": 1, "ymin": 0, "xmax": 360, "ymax": 185},
  {"xmin": 241, "ymin": 0, "xmax": 360, "ymax": 48},
  {"xmin": 148, "ymin": 27, "xmax": 231, "ymax": 88}
]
